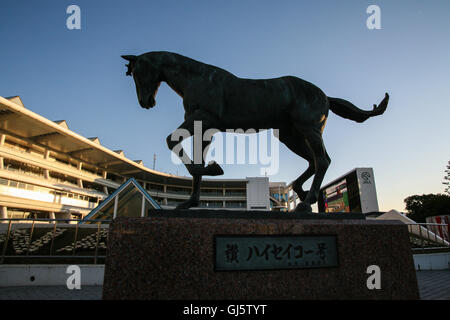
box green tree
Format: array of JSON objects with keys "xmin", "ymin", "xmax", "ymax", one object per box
[{"xmin": 404, "ymin": 194, "xmax": 450, "ymax": 223}]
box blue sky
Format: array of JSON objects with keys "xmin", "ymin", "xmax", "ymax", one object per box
[{"xmin": 1, "ymin": 0, "xmax": 449, "ymax": 212}]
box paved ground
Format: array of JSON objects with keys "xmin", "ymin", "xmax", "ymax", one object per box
[
  {"xmin": 0, "ymin": 271, "xmax": 449, "ymax": 300},
  {"xmin": 415, "ymin": 270, "xmax": 450, "ymax": 300},
  {"xmin": 0, "ymin": 285, "xmax": 102, "ymax": 300}
]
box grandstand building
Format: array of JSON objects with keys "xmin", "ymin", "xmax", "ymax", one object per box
[{"xmin": 0, "ymin": 96, "xmax": 290, "ymax": 220}]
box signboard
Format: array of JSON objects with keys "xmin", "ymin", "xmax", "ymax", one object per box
[
  {"xmin": 215, "ymin": 235, "xmax": 338, "ymax": 271},
  {"xmin": 322, "ymin": 180, "xmax": 350, "ymax": 212},
  {"xmin": 318, "ymin": 168, "xmax": 379, "ymax": 213}
]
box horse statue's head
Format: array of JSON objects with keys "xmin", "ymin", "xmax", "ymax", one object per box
[{"xmin": 121, "ymin": 54, "xmax": 161, "ymax": 109}]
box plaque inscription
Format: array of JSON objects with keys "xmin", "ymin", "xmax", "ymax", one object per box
[{"xmin": 215, "ymin": 235, "xmax": 338, "ymax": 271}]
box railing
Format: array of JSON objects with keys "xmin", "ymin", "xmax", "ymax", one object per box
[
  {"xmin": 199, "ymin": 202, "xmax": 223, "ymax": 208},
  {"xmin": 164, "ymin": 189, "xmax": 190, "ymax": 196},
  {"xmin": 2, "ymin": 219, "xmax": 447, "ymax": 264},
  {"xmin": 224, "ymin": 191, "xmax": 246, "ymax": 197},
  {"xmin": 224, "ymin": 202, "xmax": 246, "ymax": 208},
  {"xmin": 405, "ymin": 223, "xmax": 450, "ymax": 249},
  {"xmin": 0, "ymin": 218, "xmax": 111, "ymax": 264}
]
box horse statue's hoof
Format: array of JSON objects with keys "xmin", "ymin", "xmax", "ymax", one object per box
[
  {"xmin": 298, "ymin": 190, "xmax": 309, "ymax": 202},
  {"xmin": 186, "ymin": 162, "xmax": 224, "ymax": 176},
  {"xmin": 293, "ymin": 187, "xmax": 309, "ymax": 202},
  {"xmin": 176, "ymin": 198, "xmax": 199, "ymax": 209},
  {"xmin": 295, "ymin": 202, "xmax": 313, "ymax": 213},
  {"xmin": 204, "ymin": 161, "xmax": 224, "ymax": 176}
]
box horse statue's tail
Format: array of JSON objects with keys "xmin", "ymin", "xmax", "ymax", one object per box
[{"xmin": 328, "ymin": 93, "xmax": 389, "ymax": 123}]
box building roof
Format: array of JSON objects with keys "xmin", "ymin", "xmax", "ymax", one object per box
[
  {"xmin": 0, "ymin": 96, "xmax": 247, "ymax": 188},
  {"xmin": 80, "ymin": 178, "xmax": 161, "ymax": 223}
]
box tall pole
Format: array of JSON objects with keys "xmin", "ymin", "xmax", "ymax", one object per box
[{"xmin": 153, "ymin": 154, "xmax": 156, "ymax": 170}]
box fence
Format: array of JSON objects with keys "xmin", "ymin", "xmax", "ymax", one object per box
[
  {"xmin": 0, "ymin": 218, "xmax": 111, "ymax": 264},
  {"xmin": 406, "ymin": 223, "xmax": 450, "ymax": 250},
  {"xmin": 1, "ymin": 219, "xmax": 449, "ymax": 264}
]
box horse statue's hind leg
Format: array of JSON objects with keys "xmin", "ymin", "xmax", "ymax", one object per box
[
  {"xmin": 166, "ymin": 111, "xmax": 223, "ymax": 209},
  {"xmin": 294, "ymin": 127, "xmax": 331, "ymax": 212},
  {"xmin": 279, "ymin": 131, "xmax": 315, "ymax": 201},
  {"xmin": 278, "ymin": 129, "xmax": 316, "ymax": 202}
]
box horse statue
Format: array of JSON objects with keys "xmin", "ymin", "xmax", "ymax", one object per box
[{"xmin": 122, "ymin": 51, "xmax": 389, "ymax": 212}]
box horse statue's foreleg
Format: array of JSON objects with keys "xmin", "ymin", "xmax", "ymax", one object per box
[
  {"xmin": 166, "ymin": 114, "xmax": 223, "ymax": 209},
  {"xmin": 177, "ymin": 174, "xmax": 202, "ymax": 209},
  {"xmin": 176, "ymin": 141, "xmax": 223, "ymax": 209}
]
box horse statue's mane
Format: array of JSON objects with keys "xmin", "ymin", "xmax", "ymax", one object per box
[{"xmin": 127, "ymin": 51, "xmax": 235, "ymax": 79}]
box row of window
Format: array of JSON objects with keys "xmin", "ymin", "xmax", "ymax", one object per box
[
  {"xmin": 2, "ymin": 158, "xmax": 108, "ymax": 194},
  {"xmin": 2, "ymin": 148, "xmax": 248, "ymax": 206},
  {"xmin": 4, "ymin": 140, "xmax": 104, "ymax": 177},
  {"xmin": 0, "ymin": 177, "xmax": 52, "ymax": 193},
  {"xmin": 164, "ymin": 199, "xmax": 246, "ymax": 208},
  {"xmin": 3, "ymin": 158, "xmax": 79, "ymax": 186},
  {"xmin": 145, "ymin": 184, "xmax": 246, "ymax": 197},
  {"xmin": 3, "ymin": 155, "xmax": 246, "ymax": 198},
  {"xmin": 3, "ymin": 137, "xmax": 253, "ymax": 201},
  {"xmin": 1, "ymin": 174, "xmax": 245, "ymax": 208},
  {"xmin": 0, "ymin": 177, "xmax": 98, "ymax": 203},
  {"xmin": 272, "ymin": 193, "xmax": 289, "ymax": 201}
]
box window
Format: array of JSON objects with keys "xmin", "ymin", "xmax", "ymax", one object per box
[
  {"xmin": 225, "ymin": 189, "xmax": 246, "ymax": 197},
  {"xmin": 166, "ymin": 186, "xmax": 190, "ymax": 195},
  {"xmin": 148, "ymin": 183, "xmax": 164, "ymax": 192},
  {"xmin": 200, "ymin": 189, "xmax": 223, "ymax": 196}
]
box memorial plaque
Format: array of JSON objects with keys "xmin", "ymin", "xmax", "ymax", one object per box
[{"xmin": 215, "ymin": 235, "xmax": 338, "ymax": 271}]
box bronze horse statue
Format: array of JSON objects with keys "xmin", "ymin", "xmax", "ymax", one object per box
[{"xmin": 122, "ymin": 51, "xmax": 389, "ymax": 212}]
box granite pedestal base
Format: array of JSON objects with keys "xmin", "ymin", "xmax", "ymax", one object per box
[{"xmin": 102, "ymin": 210, "xmax": 419, "ymax": 300}]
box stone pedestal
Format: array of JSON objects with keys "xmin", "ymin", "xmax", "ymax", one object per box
[{"xmin": 102, "ymin": 210, "xmax": 419, "ymax": 300}]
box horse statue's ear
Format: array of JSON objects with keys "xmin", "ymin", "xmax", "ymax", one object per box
[
  {"xmin": 121, "ymin": 55, "xmax": 137, "ymax": 62},
  {"xmin": 121, "ymin": 55, "xmax": 137, "ymax": 76}
]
